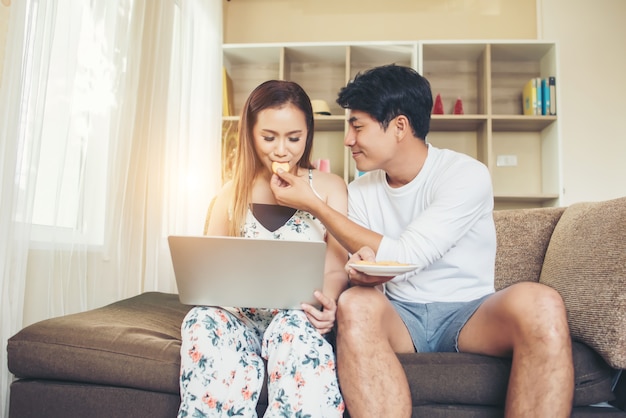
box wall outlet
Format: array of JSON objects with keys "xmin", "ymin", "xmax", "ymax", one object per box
[{"xmin": 496, "ymin": 155, "xmax": 518, "ymax": 167}]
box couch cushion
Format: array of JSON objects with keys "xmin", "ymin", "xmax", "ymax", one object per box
[
  {"xmin": 493, "ymin": 206, "xmax": 565, "ymax": 290},
  {"xmin": 7, "ymin": 292, "xmax": 191, "ymax": 394},
  {"xmin": 539, "ymin": 196, "xmax": 626, "ymax": 369},
  {"xmin": 398, "ymin": 341, "xmax": 615, "ymax": 408}
]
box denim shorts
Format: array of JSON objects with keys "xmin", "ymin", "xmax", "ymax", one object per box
[{"xmin": 390, "ymin": 294, "xmax": 491, "ymax": 353}]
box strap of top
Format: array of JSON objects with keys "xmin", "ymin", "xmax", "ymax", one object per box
[{"xmin": 308, "ymin": 168, "xmax": 323, "ymax": 200}]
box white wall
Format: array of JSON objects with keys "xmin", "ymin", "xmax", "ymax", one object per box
[{"xmin": 539, "ymin": 0, "xmax": 626, "ymax": 204}]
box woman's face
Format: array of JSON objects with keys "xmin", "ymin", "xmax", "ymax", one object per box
[{"xmin": 253, "ymin": 103, "xmax": 308, "ymax": 175}]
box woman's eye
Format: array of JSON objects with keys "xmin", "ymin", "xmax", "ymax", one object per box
[
  {"xmin": 262, "ymin": 136, "xmax": 275, "ymax": 141},
  {"xmin": 288, "ymin": 137, "xmax": 301, "ymax": 142}
]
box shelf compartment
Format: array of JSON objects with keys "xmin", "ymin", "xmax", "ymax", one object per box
[
  {"xmin": 422, "ymin": 43, "xmax": 489, "ymax": 115},
  {"xmin": 427, "ymin": 131, "xmax": 482, "ymax": 161},
  {"xmin": 490, "ymin": 42, "xmax": 557, "ymax": 115},
  {"xmin": 430, "ymin": 115, "xmax": 488, "ymax": 131},
  {"xmin": 348, "ymin": 43, "xmax": 415, "ymax": 80},
  {"xmin": 310, "ymin": 131, "xmax": 346, "ymax": 179},
  {"xmin": 284, "ymin": 45, "xmax": 347, "ymax": 116},
  {"xmin": 223, "ymin": 45, "xmax": 283, "ymax": 116},
  {"xmin": 494, "ymin": 194, "xmax": 560, "ymax": 210},
  {"xmin": 314, "ymin": 115, "xmax": 345, "ymax": 131},
  {"xmin": 494, "ymin": 193, "xmax": 560, "ymax": 202},
  {"xmin": 491, "ymin": 115, "xmax": 557, "ymax": 131},
  {"xmin": 491, "ymin": 131, "xmax": 558, "ymax": 198}
]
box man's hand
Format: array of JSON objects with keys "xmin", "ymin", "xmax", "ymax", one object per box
[
  {"xmin": 301, "ymin": 290, "xmax": 337, "ymax": 335},
  {"xmin": 270, "ymin": 169, "xmax": 319, "ymax": 212},
  {"xmin": 346, "ymin": 247, "xmax": 392, "ymax": 287}
]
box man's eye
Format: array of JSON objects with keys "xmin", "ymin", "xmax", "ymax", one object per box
[
  {"xmin": 263, "ymin": 136, "xmax": 275, "ymax": 141},
  {"xmin": 354, "ymin": 126, "xmax": 362, "ymax": 131}
]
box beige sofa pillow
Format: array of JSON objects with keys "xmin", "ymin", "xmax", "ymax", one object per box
[
  {"xmin": 493, "ymin": 207, "xmax": 565, "ymax": 291},
  {"xmin": 539, "ymin": 196, "xmax": 626, "ymax": 369}
]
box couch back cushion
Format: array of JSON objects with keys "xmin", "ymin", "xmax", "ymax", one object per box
[
  {"xmin": 539, "ymin": 196, "xmax": 626, "ymax": 369},
  {"xmin": 493, "ymin": 207, "xmax": 564, "ymax": 291}
]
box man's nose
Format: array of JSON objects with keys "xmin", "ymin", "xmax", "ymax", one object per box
[{"xmin": 344, "ymin": 130, "xmax": 355, "ymax": 147}]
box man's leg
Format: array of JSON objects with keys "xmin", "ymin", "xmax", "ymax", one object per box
[
  {"xmin": 458, "ymin": 281, "xmax": 574, "ymax": 418},
  {"xmin": 335, "ymin": 286, "xmax": 415, "ymax": 418}
]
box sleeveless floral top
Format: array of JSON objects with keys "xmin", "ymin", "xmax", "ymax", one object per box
[{"xmin": 241, "ymin": 207, "xmax": 326, "ymax": 242}]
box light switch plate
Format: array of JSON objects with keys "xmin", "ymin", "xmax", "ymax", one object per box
[{"xmin": 496, "ymin": 155, "xmax": 518, "ymax": 167}]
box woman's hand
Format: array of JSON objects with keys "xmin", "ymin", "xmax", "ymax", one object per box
[{"xmin": 301, "ymin": 290, "xmax": 336, "ymax": 335}]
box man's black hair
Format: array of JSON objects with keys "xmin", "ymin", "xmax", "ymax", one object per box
[{"xmin": 336, "ymin": 64, "xmax": 433, "ymax": 139}]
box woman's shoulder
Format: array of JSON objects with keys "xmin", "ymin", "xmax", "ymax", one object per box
[
  {"xmin": 309, "ymin": 169, "xmax": 347, "ymax": 206},
  {"xmin": 214, "ymin": 180, "xmax": 235, "ymax": 200},
  {"xmin": 210, "ymin": 181, "xmax": 236, "ymax": 214},
  {"xmin": 310, "ymin": 169, "xmax": 346, "ymax": 189}
]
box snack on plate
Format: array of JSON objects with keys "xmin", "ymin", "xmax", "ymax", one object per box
[
  {"xmin": 354, "ymin": 260, "xmax": 409, "ymax": 266},
  {"xmin": 272, "ymin": 162, "xmax": 290, "ymax": 173}
]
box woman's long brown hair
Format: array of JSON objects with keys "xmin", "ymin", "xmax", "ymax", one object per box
[{"xmin": 227, "ymin": 80, "xmax": 316, "ymax": 236}]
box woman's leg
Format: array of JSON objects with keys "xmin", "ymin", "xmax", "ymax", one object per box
[
  {"xmin": 178, "ymin": 306, "xmax": 265, "ymax": 417},
  {"xmin": 262, "ymin": 310, "xmax": 345, "ymax": 417}
]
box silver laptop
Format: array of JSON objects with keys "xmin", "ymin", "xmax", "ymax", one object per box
[{"xmin": 168, "ymin": 235, "xmax": 326, "ymax": 309}]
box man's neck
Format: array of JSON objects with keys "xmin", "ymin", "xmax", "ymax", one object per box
[{"xmin": 385, "ymin": 140, "xmax": 429, "ymax": 188}]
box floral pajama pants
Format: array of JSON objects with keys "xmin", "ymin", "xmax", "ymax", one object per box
[{"xmin": 178, "ymin": 306, "xmax": 345, "ymax": 417}]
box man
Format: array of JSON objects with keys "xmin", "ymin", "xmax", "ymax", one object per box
[{"xmin": 270, "ymin": 64, "xmax": 573, "ymax": 417}]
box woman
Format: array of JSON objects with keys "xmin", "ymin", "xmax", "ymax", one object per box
[{"xmin": 178, "ymin": 80, "xmax": 348, "ymax": 417}]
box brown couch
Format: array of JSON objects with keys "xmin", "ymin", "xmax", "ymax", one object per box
[{"xmin": 7, "ymin": 197, "xmax": 626, "ymax": 417}]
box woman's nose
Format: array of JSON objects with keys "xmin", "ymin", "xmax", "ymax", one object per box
[{"xmin": 274, "ymin": 139, "xmax": 287, "ymax": 155}]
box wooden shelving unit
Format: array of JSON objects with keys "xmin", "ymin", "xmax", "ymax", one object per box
[{"xmin": 222, "ymin": 40, "xmax": 560, "ymax": 209}]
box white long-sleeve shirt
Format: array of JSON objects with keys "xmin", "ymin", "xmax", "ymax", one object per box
[{"xmin": 348, "ymin": 144, "xmax": 496, "ymax": 303}]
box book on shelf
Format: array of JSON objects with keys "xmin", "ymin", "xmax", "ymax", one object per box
[
  {"xmin": 522, "ymin": 76, "xmax": 557, "ymax": 116},
  {"xmin": 522, "ymin": 78, "xmax": 537, "ymax": 115},
  {"xmin": 548, "ymin": 76, "xmax": 557, "ymax": 115},
  {"xmin": 535, "ymin": 77, "xmax": 543, "ymax": 115},
  {"xmin": 541, "ymin": 78, "xmax": 550, "ymax": 115}
]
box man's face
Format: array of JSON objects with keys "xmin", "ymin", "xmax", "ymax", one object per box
[{"xmin": 344, "ymin": 110, "xmax": 397, "ymax": 173}]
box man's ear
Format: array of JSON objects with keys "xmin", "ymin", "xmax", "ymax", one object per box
[{"xmin": 394, "ymin": 115, "xmax": 410, "ymax": 140}]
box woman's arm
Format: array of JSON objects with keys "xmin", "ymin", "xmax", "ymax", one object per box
[
  {"xmin": 205, "ymin": 182, "xmax": 234, "ymax": 237},
  {"xmin": 321, "ymin": 172, "xmax": 350, "ymax": 301},
  {"xmin": 302, "ymin": 171, "xmax": 350, "ymax": 334}
]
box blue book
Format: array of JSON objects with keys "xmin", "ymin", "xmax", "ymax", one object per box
[{"xmin": 541, "ymin": 78, "xmax": 550, "ymax": 115}]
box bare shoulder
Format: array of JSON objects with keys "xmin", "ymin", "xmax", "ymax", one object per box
[
  {"xmin": 312, "ymin": 169, "xmax": 347, "ymax": 194},
  {"xmin": 311, "ymin": 169, "xmax": 347, "ymax": 212},
  {"xmin": 214, "ymin": 180, "xmax": 235, "ymax": 203},
  {"xmin": 208, "ymin": 182, "xmax": 234, "ymax": 235}
]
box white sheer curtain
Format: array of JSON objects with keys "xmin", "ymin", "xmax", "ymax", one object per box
[{"xmin": 0, "ymin": 0, "xmax": 222, "ymax": 415}]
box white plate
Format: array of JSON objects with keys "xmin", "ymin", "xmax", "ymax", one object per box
[{"xmin": 348, "ymin": 263, "xmax": 418, "ymax": 277}]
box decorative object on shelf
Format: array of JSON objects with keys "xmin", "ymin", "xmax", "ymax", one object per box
[
  {"xmin": 222, "ymin": 68, "xmax": 234, "ymax": 117},
  {"xmin": 453, "ymin": 97, "xmax": 464, "ymax": 115},
  {"xmin": 433, "ymin": 93, "xmax": 444, "ymax": 114},
  {"xmin": 221, "ymin": 121, "xmax": 238, "ymax": 183},
  {"xmin": 314, "ymin": 158, "xmax": 331, "ymax": 173},
  {"xmin": 311, "ymin": 99, "xmax": 331, "ymax": 115}
]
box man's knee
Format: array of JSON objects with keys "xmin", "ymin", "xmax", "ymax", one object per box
[
  {"xmin": 336, "ymin": 286, "xmax": 385, "ymax": 331},
  {"xmin": 507, "ymin": 282, "xmax": 570, "ymax": 341}
]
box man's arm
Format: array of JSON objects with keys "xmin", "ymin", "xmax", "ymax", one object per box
[{"xmin": 270, "ymin": 170, "xmax": 382, "ymax": 254}]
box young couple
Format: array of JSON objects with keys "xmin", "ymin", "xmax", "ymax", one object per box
[{"xmin": 178, "ymin": 65, "xmax": 574, "ymax": 418}]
